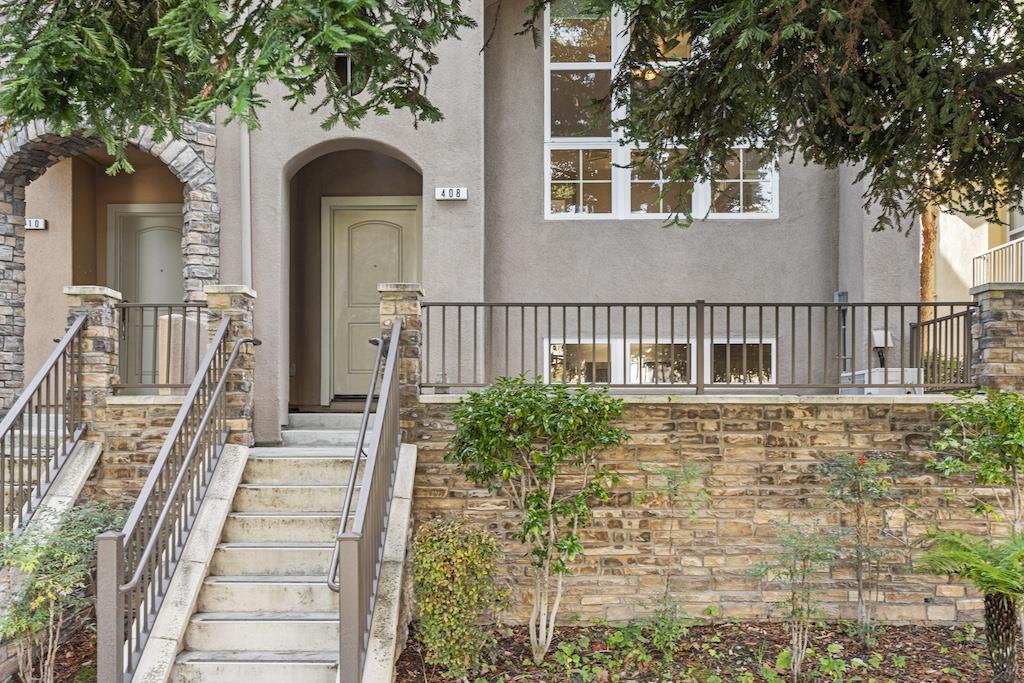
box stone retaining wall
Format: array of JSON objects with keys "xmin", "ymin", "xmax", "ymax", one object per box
[
  {"xmin": 413, "ymin": 395, "xmax": 992, "ymax": 625},
  {"xmin": 84, "ymin": 395, "xmax": 183, "ymax": 502}
]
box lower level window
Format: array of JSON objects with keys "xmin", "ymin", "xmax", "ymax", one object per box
[
  {"xmin": 549, "ymin": 148, "xmax": 612, "ymax": 215},
  {"xmin": 711, "ymin": 342, "xmax": 773, "ymax": 384},
  {"xmin": 550, "ymin": 343, "xmax": 611, "ymax": 382},
  {"xmin": 629, "ymin": 342, "xmax": 689, "ymax": 383}
]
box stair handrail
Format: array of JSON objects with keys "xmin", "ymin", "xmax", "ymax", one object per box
[
  {"xmin": 326, "ymin": 320, "xmax": 396, "ymax": 592},
  {"xmin": 0, "ymin": 314, "xmax": 87, "ymax": 532},
  {"xmin": 96, "ymin": 316, "xmax": 259, "ymax": 682},
  {"xmin": 329, "ymin": 318, "xmax": 404, "ymax": 683}
]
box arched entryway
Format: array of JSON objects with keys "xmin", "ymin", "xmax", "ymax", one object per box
[
  {"xmin": 0, "ymin": 121, "xmax": 220, "ymax": 407},
  {"xmin": 287, "ymin": 147, "xmax": 423, "ymax": 408}
]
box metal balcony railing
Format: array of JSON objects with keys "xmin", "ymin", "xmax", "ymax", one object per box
[
  {"xmin": 422, "ymin": 301, "xmax": 978, "ymax": 394},
  {"xmin": 974, "ymin": 237, "xmax": 1024, "ymax": 287},
  {"xmin": 115, "ymin": 302, "xmax": 207, "ymax": 392}
]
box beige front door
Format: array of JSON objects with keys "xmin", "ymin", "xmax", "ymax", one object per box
[{"xmin": 322, "ymin": 197, "xmax": 421, "ymax": 400}]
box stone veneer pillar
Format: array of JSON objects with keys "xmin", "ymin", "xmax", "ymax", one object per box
[
  {"xmin": 0, "ymin": 181, "xmax": 26, "ymax": 409},
  {"xmin": 970, "ymin": 283, "xmax": 1024, "ymax": 392},
  {"xmin": 378, "ymin": 283, "xmax": 423, "ymax": 434},
  {"xmin": 63, "ymin": 286, "xmax": 121, "ymax": 440},
  {"xmin": 204, "ymin": 285, "xmax": 257, "ymax": 446}
]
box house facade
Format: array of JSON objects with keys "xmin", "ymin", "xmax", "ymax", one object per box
[{"xmin": 6, "ymin": 0, "xmax": 1008, "ymax": 443}]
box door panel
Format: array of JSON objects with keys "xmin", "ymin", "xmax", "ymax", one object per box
[{"xmin": 328, "ymin": 200, "xmax": 420, "ymax": 397}]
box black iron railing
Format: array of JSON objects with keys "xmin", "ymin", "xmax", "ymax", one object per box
[
  {"xmin": 330, "ymin": 318, "xmax": 403, "ymax": 683},
  {"xmin": 0, "ymin": 315, "xmax": 86, "ymax": 532},
  {"xmin": 115, "ymin": 302, "xmax": 207, "ymax": 391},
  {"xmin": 96, "ymin": 317, "xmax": 258, "ymax": 681},
  {"xmin": 422, "ymin": 301, "xmax": 978, "ymax": 393}
]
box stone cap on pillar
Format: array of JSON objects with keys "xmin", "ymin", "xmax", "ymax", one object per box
[
  {"xmin": 971, "ymin": 282, "xmax": 1024, "ymax": 296},
  {"xmin": 63, "ymin": 285, "xmax": 123, "ymax": 301},
  {"xmin": 204, "ymin": 284, "xmax": 258, "ymax": 299},
  {"xmin": 378, "ymin": 283, "xmax": 424, "ymax": 295}
]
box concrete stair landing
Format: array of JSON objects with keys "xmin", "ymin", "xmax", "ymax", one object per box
[{"xmin": 171, "ymin": 412, "xmax": 363, "ymax": 683}]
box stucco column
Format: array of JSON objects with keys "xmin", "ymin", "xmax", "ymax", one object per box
[
  {"xmin": 64, "ymin": 286, "xmax": 122, "ymax": 440},
  {"xmin": 379, "ymin": 283, "xmax": 422, "ymax": 434},
  {"xmin": 205, "ymin": 285, "xmax": 257, "ymax": 446},
  {"xmin": 0, "ymin": 180, "xmax": 26, "ymax": 410},
  {"xmin": 970, "ymin": 283, "xmax": 1024, "ymax": 391}
]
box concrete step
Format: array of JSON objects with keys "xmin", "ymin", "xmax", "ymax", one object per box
[
  {"xmin": 243, "ymin": 452, "xmax": 357, "ymax": 485},
  {"xmin": 198, "ymin": 576, "xmax": 338, "ymax": 612},
  {"xmin": 287, "ymin": 413, "xmax": 368, "ymax": 430},
  {"xmin": 211, "ymin": 543, "xmax": 333, "ymax": 576},
  {"xmin": 184, "ymin": 612, "xmax": 338, "ymax": 652},
  {"xmin": 172, "ymin": 651, "xmax": 337, "ymax": 683},
  {"xmin": 221, "ymin": 513, "xmax": 342, "ymax": 543},
  {"xmin": 280, "ymin": 429, "xmax": 360, "ymax": 448},
  {"xmin": 232, "ymin": 484, "xmax": 352, "ymax": 512}
]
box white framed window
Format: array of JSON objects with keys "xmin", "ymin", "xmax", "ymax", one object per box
[
  {"xmin": 1009, "ymin": 206, "xmax": 1024, "ymax": 243},
  {"xmin": 542, "ymin": 335, "xmax": 775, "ymax": 385},
  {"xmin": 542, "ymin": 0, "xmax": 779, "ymax": 220}
]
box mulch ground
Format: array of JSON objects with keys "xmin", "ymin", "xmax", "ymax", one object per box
[{"xmin": 397, "ymin": 621, "xmax": 992, "ymax": 682}]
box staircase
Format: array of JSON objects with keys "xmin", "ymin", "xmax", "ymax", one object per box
[{"xmin": 171, "ymin": 413, "xmax": 364, "ymax": 683}]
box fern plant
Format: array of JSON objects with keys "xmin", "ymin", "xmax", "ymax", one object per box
[{"xmin": 917, "ymin": 532, "xmax": 1024, "ymax": 683}]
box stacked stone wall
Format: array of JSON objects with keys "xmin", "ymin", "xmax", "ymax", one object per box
[{"xmin": 414, "ymin": 396, "xmax": 993, "ymax": 625}]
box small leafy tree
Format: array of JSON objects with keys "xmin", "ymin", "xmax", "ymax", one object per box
[
  {"xmin": 446, "ymin": 376, "xmax": 627, "ymax": 664},
  {"xmin": 819, "ymin": 452, "xmax": 898, "ymax": 649},
  {"xmin": 749, "ymin": 524, "xmax": 842, "ymax": 683},
  {"xmin": 932, "ymin": 390, "xmax": 1024, "ymax": 533},
  {"xmin": 917, "ymin": 532, "xmax": 1024, "ymax": 683},
  {"xmin": 0, "ymin": 503, "xmax": 124, "ymax": 683},
  {"xmin": 412, "ymin": 518, "xmax": 507, "ymax": 681}
]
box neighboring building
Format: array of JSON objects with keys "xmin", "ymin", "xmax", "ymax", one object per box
[{"xmin": 6, "ymin": 0, "xmax": 983, "ymax": 443}]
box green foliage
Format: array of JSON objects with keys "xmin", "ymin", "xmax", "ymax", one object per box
[
  {"xmin": 749, "ymin": 524, "xmax": 842, "ymax": 683},
  {"xmin": 0, "ymin": 503, "xmax": 124, "ymax": 683},
  {"xmin": 446, "ymin": 375, "xmax": 627, "ymax": 664},
  {"xmin": 533, "ymin": 0, "xmax": 1024, "ymax": 230},
  {"xmin": 645, "ymin": 599, "xmax": 692, "ymax": 664},
  {"xmin": 917, "ymin": 532, "xmax": 1024, "ymax": 682},
  {"xmin": 917, "ymin": 532, "xmax": 1024, "ymax": 598},
  {"xmin": 819, "ymin": 452, "xmax": 900, "ymax": 649},
  {"xmin": 0, "ymin": 0, "xmax": 475, "ymax": 167},
  {"xmin": 932, "ymin": 389, "xmax": 1024, "ymax": 530},
  {"xmin": 412, "ymin": 518, "xmax": 507, "ymax": 680},
  {"xmin": 761, "ymin": 644, "xmax": 886, "ymax": 683}
]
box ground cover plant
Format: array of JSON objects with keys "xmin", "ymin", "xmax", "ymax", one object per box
[{"xmin": 397, "ymin": 620, "xmax": 990, "ymax": 682}]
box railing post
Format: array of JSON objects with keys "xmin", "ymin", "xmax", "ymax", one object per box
[
  {"xmin": 695, "ymin": 300, "xmax": 705, "ymax": 394},
  {"xmin": 63, "ymin": 286, "xmax": 122, "ymax": 440},
  {"xmin": 203, "ymin": 285, "xmax": 257, "ymax": 446},
  {"xmin": 969, "ymin": 282, "xmax": 1024, "ymax": 390},
  {"xmin": 337, "ymin": 534, "xmax": 363, "ymax": 683},
  {"xmin": 96, "ymin": 530, "xmax": 126, "ymax": 683},
  {"xmin": 378, "ymin": 283, "xmax": 423, "ymax": 434}
]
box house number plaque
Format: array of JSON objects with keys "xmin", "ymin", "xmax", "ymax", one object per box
[{"xmin": 434, "ymin": 187, "xmax": 468, "ymax": 201}]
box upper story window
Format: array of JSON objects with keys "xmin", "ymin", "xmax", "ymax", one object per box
[{"xmin": 543, "ymin": 1, "xmax": 778, "ymax": 220}]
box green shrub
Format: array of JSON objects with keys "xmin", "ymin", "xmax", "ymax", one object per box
[
  {"xmin": 445, "ymin": 376, "xmax": 627, "ymax": 664},
  {"xmin": 932, "ymin": 389, "xmax": 1024, "ymax": 532},
  {"xmin": 749, "ymin": 524, "xmax": 842, "ymax": 683},
  {"xmin": 412, "ymin": 518, "xmax": 506, "ymax": 680},
  {"xmin": 0, "ymin": 503, "xmax": 124, "ymax": 683}
]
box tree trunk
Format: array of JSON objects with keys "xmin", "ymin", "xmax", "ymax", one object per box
[
  {"xmin": 920, "ymin": 202, "xmax": 938, "ymax": 316},
  {"xmin": 984, "ymin": 593, "xmax": 1020, "ymax": 683}
]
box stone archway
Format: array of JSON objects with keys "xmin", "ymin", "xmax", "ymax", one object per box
[{"xmin": 0, "ymin": 120, "xmax": 221, "ymax": 407}]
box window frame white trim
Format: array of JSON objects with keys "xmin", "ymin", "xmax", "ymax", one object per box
[
  {"xmin": 540, "ymin": 334, "xmax": 778, "ymax": 386},
  {"xmin": 542, "ymin": 3, "xmax": 781, "ymax": 221}
]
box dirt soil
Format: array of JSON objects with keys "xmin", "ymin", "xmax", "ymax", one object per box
[{"xmin": 396, "ymin": 621, "xmax": 992, "ymax": 682}]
